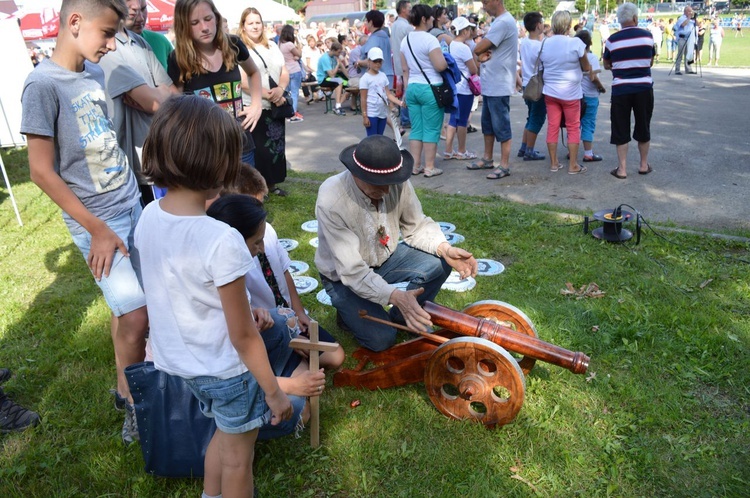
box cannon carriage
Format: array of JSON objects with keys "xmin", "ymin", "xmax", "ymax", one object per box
[{"xmin": 333, "ymin": 300, "xmax": 591, "ymax": 427}]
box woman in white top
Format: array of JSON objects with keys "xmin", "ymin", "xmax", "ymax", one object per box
[
  {"xmin": 539, "ymin": 10, "xmax": 590, "ymax": 174},
  {"xmin": 239, "ymin": 7, "xmax": 289, "ymax": 196},
  {"xmin": 444, "ymin": 17, "xmax": 478, "ymax": 160},
  {"xmin": 708, "ymin": 20, "xmax": 725, "ymax": 66},
  {"xmin": 400, "ymin": 4, "xmax": 449, "ymax": 178},
  {"xmin": 302, "ymin": 35, "xmax": 322, "ymax": 103}
]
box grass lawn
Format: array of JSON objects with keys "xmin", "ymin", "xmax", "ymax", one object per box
[
  {"xmin": 1, "ymin": 147, "xmax": 749, "ymax": 497},
  {"xmin": 592, "ymin": 23, "xmax": 750, "ymax": 67}
]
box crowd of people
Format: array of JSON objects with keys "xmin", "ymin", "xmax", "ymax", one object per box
[{"xmin": 7, "ymin": 0, "xmax": 714, "ymax": 494}]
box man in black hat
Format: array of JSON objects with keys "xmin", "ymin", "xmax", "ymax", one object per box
[{"xmin": 315, "ymin": 136, "xmax": 478, "ymax": 351}]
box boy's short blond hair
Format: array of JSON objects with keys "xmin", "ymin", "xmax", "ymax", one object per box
[{"xmin": 60, "ymin": 0, "xmax": 128, "ymax": 22}]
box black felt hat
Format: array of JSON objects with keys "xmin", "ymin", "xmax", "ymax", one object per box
[{"xmin": 339, "ymin": 135, "xmax": 414, "ymax": 186}]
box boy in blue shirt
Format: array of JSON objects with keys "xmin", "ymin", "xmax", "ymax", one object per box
[{"xmin": 20, "ymin": 0, "xmax": 148, "ymax": 445}]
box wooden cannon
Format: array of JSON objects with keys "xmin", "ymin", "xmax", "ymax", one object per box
[{"xmin": 333, "ymin": 300, "xmax": 590, "ymax": 427}]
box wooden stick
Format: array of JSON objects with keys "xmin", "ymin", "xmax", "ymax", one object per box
[
  {"xmin": 309, "ymin": 320, "xmax": 320, "ymax": 448},
  {"xmin": 358, "ymin": 310, "xmax": 449, "ymax": 344}
]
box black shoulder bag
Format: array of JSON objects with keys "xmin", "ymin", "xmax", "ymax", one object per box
[
  {"xmin": 406, "ymin": 34, "xmax": 453, "ymax": 108},
  {"xmin": 252, "ymin": 47, "xmax": 294, "ymax": 120}
]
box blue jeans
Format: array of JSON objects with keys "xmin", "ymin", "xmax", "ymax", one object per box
[
  {"xmin": 481, "ymin": 95, "xmax": 512, "ymax": 142},
  {"xmin": 580, "ymin": 96, "xmax": 599, "ymax": 143},
  {"xmin": 287, "ymin": 71, "xmax": 303, "ymax": 113},
  {"xmin": 321, "ymin": 243, "xmax": 451, "ymax": 352},
  {"xmin": 524, "ymin": 94, "xmax": 547, "ymax": 134}
]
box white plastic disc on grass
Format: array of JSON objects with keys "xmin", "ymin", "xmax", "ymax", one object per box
[
  {"xmin": 476, "ymin": 259, "xmax": 505, "ymax": 276},
  {"xmin": 278, "ymin": 239, "xmax": 299, "ymax": 251},
  {"xmin": 301, "ymin": 220, "xmax": 318, "ymax": 233},
  {"xmin": 438, "ymin": 222, "xmax": 456, "ymax": 234},
  {"xmin": 441, "ymin": 271, "xmax": 476, "ymax": 292},
  {"xmin": 309, "ymin": 237, "xmax": 319, "ymax": 248},
  {"xmin": 288, "ymin": 261, "xmax": 309, "ymax": 276},
  {"xmin": 445, "ymin": 232, "xmax": 465, "ymax": 245},
  {"xmin": 316, "ymin": 289, "xmax": 332, "ymax": 306},
  {"xmin": 294, "ymin": 276, "xmax": 319, "ymax": 294}
]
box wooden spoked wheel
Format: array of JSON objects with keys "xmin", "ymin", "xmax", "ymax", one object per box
[
  {"xmin": 461, "ymin": 300, "xmax": 539, "ymax": 375},
  {"xmin": 424, "ymin": 337, "xmax": 525, "ymax": 428}
]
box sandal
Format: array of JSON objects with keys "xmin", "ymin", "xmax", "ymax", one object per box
[
  {"xmin": 568, "ymin": 165, "xmax": 587, "ymax": 175},
  {"xmin": 467, "ymin": 158, "xmax": 494, "ymax": 170},
  {"xmin": 454, "ymin": 151, "xmax": 477, "ymax": 160},
  {"xmin": 412, "ymin": 165, "xmax": 425, "ymax": 175},
  {"xmin": 442, "ymin": 151, "xmax": 456, "ymax": 160},
  {"xmin": 486, "ymin": 167, "xmax": 510, "ymax": 180},
  {"xmin": 610, "ymin": 168, "xmax": 626, "ymax": 179},
  {"xmin": 424, "ymin": 167, "xmax": 443, "ymax": 178},
  {"xmin": 638, "ymin": 165, "xmax": 654, "ymax": 175},
  {"xmin": 550, "ymin": 164, "xmax": 562, "ymax": 172}
]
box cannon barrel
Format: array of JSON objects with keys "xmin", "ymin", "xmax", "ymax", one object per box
[{"xmin": 423, "ymin": 301, "xmax": 590, "ymax": 374}]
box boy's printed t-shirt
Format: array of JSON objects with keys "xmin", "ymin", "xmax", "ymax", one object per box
[
  {"xmin": 359, "ymin": 71, "xmax": 389, "ymax": 119},
  {"xmin": 20, "ymin": 59, "xmax": 139, "ymax": 231}
]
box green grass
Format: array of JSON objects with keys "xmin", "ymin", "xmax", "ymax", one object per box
[
  {"xmin": 591, "ymin": 23, "xmax": 750, "ymax": 67},
  {"xmin": 1, "ymin": 147, "xmax": 749, "ymax": 497}
]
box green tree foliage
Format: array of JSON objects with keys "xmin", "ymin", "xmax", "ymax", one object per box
[
  {"xmin": 505, "ymin": 0, "xmax": 524, "ymax": 18},
  {"xmin": 575, "ymin": 0, "xmax": 587, "ymax": 14},
  {"xmin": 538, "ymin": 0, "xmax": 559, "ymax": 17}
]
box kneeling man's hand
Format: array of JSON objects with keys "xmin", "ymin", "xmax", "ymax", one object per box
[
  {"xmin": 439, "ymin": 242, "xmax": 478, "ymax": 279},
  {"xmin": 389, "ymin": 287, "xmax": 433, "ymax": 332}
]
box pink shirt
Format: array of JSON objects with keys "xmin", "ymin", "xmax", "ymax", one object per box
[{"xmin": 279, "ymin": 41, "xmax": 302, "ymax": 74}]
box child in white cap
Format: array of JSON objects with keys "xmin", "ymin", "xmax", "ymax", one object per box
[{"xmin": 359, "ymin": 47, "xmax": 404, "ymax": 136}]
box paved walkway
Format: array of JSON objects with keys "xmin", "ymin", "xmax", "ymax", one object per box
[{"xmin": 285, "ymin": 67, "xmax": 750, "ymax": 233}]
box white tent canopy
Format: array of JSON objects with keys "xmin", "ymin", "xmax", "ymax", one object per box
[{"xmin": 212, "ymin": 0, "xmax": 300, "ymax": 29}]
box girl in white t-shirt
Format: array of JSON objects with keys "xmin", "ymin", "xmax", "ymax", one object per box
[
  {"xmin": 135, "ymin": 95, "xmax": 292, "ymax": 498},
  {"xmin": 360, "ymin": 47, "xmax": 405, "ymax": 136},
  {"xmin": 444, "ymin": 18, "xmax": 479, "ymax": 161}
]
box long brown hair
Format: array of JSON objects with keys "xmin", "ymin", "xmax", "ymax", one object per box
[
  {"xmin": 238, "ymin": 7, "xmax": 268, "ymax": 49},
  {"xmin": 173, "ymin": 0, "xmax": 238, "ymax": 84}
]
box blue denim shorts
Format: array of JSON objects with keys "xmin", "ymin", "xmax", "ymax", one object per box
[
  {"xmin": 185, "ymin": 371, "xmax": 270, "ymax": 434},
  {"xmin": 68, "ymin": 203, "xmax": 146, "ymax": 317},
  {"xmin": 481, "ymin": 95, "xmax": 512, "ymax": 142},
  {"xmin": 524, "ymin": 93, "xmax": 547, "ymax": 134}
]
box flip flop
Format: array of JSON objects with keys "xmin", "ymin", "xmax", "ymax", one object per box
[
  {"xmin": 550, "ymin": 164, "xmax": 562, "ymax": 172},
  {"xmin": 610, "ymin": 168, "xmax": 626, "ymax": 180},
  {"xmin": 568, "ymin": 165, "xmax": 587, "ymax": 175},
  {"xmin": 638, "ymin": 165, "xmax": 654, "ymax": 175},
  {"xmin": 486, "ymin": 167, "xmax": 510, "ymax": 180}
]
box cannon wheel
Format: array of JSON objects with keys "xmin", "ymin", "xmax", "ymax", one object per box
[
  {"xmin": 461, "ymin": 300, "xmax": 538, "ymax": 375},
  {"xmin": 425, "ymin": 337, "xmax": 525, "ymax": 428}
]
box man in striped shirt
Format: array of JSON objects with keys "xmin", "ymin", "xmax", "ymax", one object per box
[{"xmin": 603, "ymin": 2, "xmax": 656, "ymax": 179}]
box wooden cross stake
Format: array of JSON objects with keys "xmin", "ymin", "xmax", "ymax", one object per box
[{"xmin": 288, "ymin": 320, "xmax": 339, "ymax": 447}]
